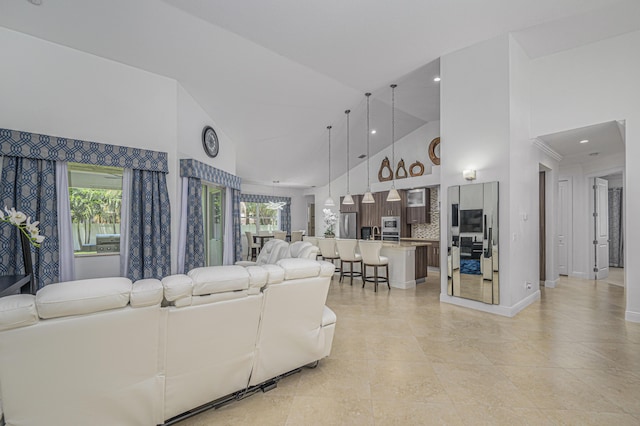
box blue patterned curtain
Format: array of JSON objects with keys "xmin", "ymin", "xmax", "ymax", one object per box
[
  {"xmin": 184, "ymin": 177, "xmax": 205, "ymax": 271},
  {"xmin": 608, "ymin": 187, "xmax": 624, "ymax": 267},
  {"xmin": 179, "ymin": 159, "xmax": 242, "ymax": 264},
  {"xmin": 239, "ymin": 193, "xmax": 292, "ymax": 234},
  {"xmin": 232, "ymin": 188, "xmax": 242, "ymax": 263},
  {"xmin": 0, "ymin": 156, "xmax": 59, "ymax": 288},
  {"xmin": 127, "ymin": 169, "xmax": 171, "ymax": 280}
]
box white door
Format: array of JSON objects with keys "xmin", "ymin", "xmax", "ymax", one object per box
[
  {"xmin": 594, "ymin": 177, "xmax": 609, "ymax": 279},
  {"xmin": 557, "ymin": 179, "xmax": 570, "ymax": 275}
]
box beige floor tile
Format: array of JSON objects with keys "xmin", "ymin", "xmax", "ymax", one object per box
[
  {"xmin": 368, "ymin": 359, "xmax": 451, "ymax": 403},
  {"xmin": 285, "ymin": 396, "xmax": 373, "ymax": 426},
  {"xmin": 499, "ymin": 365, "xmax": 622, "ymax": 412},
  {"xmin": 372, "ymin": 400, "xmax": 465, "ymax": 425},
  {"xmin": 364, "ymin": 334, "xmax": 428, "ymax": 361},
  {"xmin": 416, "ymin": 336, "xmax": 494, "ymax": 366},
  {"xmin": 432, "ymin": 363, "xmax": 535, "ymax": 408},
  {"xmin": 295, "ymin": 358, "xmax": 371, "ymax": 399},
  {"xmin": 454, "ymin": 404, "xmax": 554, "ymax": 425},
  {"xmin": 540, "ymin": 409, "xmax": 640, "ymax": 425},
  {"xmin": 566, "ymin": 368, "xmax": 640, "ymax": 414}
]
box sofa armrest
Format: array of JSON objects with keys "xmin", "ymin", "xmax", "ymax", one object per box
[{"xmin": 321, "ymin": 306, "xmax": 336, "ymax": 327}]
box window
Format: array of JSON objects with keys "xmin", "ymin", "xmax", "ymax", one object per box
[
  {"xmin": 68, "ymin": 163, "xmax": 123, "ymax": 255},
  {"xmin": 203, "ymin": 184, "xmax": 225, "ymax": 266},
  {"xmin": 240, "ymin": 202, "xmax": 280, "ymax": 235}
]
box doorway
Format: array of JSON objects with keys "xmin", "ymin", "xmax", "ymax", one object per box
[{"xmin": 539, "ymin": 171, "xmax": 546, "ymax": 284}]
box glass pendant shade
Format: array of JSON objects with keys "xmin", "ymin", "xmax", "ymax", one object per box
[
  {"xmin": 387, "ymin": 187, "xmax": 401, "ymax": 202},
  {"xmin": 362, "ymin": 191, "xmax": 374, "ymax": 204},
  {"xmin": 343, "ymin": 193, "xmax": 354, "ymax": 205},
  {"xmin": 324, "ymin": 196, "xmax": 335, "ymax": 207}
]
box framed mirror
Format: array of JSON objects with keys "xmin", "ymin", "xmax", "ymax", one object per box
[{"xmin": 447, "ymin": 181, "xmax": 499, "ymax": 304}]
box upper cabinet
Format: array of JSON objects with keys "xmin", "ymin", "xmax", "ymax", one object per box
[
  {"xmin": 405, "ymin": 188, "xmax": 431, "ymax": 224},
  {"xmin": 340, "ymin": 194, "xmax": 361, "ymax": 213}
]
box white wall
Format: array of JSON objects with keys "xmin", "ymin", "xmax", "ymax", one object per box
[
  {"xmin": 530, "ymin": 30, "xmax": 640, "ymax": 321},
  {"xmin": 0, "ymin": 27, "xmax": 239, "ymax": 279},
  {"xmin": 440, "ymin": 34, "xmax": 517, "ymax": 315}
]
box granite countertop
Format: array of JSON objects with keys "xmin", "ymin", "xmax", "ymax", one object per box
[
  {"xmin": 400, "ymin": 238, "xmax": 439, "ymax": 243},
  {"xmin": 382, "ymin": 241, "xmax": 432, "ymax": 248}
]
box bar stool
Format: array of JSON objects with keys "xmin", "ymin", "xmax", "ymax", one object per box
[
  {"xmin": 335, "ymin": 239, "xmax": 362, "ymax": 285},
  {"xmin": 358, "ymin": 240, "xmax": 390, "ymax": 292},
  {"xmin": 317, "ymin": 238, "xmax": 340, "ymax": 272}
]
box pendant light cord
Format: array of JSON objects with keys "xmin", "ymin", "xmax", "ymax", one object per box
[
  {"xmin": 391, "ymin": 84, "xmax": 397, "ymax": 185},
  {"xmin": 327, "ymin": 125, "xmax": 332, "ymax": 198},
  {"xmin": 345, "ymin": 110, "xmax": 350, "ymax": 193},
  {"xmin": 366, "ymin": 93, "xmax": 371, "ymax": 190}
]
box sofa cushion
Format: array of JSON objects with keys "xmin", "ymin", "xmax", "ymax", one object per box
[
  {"xmin": 0, "ymin": 294, "xmax": 38, "ymax": 331},
  {"xmin": 261, "ymin": 264, "xmax": 285, "ymax": 284},
  {"xmin": 162, "ymin": 274, "xmax": 193, "ymax": 301},
  {"xmin": 276, "ymin": 258, "xmax": 322, "ymax": 280},
  {"xmin": 130, "ymin": 279, "xmax": 163, "ymax": 307},
  {"xmin": 35, "ymin": 277, "xmax": 132, "ymax": 319},
  {"xmin": 245, "ymin": 266, "xmax": 268, "ymax": 293},
  {"xmin": 188, "ymin": 265, "xmax": 249, "ymax": 296}
]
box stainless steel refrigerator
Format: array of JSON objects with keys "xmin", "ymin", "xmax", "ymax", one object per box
[{"xmin": 339, "ymin": 212, "xmax": 358, "ymax": 239}]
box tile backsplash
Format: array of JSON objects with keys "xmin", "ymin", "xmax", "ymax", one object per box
[{"xmin": 412, "ymin": 186, "xmax": 439, "ymax": 240}]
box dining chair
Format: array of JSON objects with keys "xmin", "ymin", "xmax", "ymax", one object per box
[
  {"xmin": 317, "ymin": 238, "xmax": 340, "ymax": 272},
  {"xmin": 245, "ymin": 231, "xmax": 261, "ymax": 261},
  {"xmin": 358, "ymin": 240, "xmax": 390, "ymax": 292},
  {"xmin": 273, "ymin": 230, "xmax": 287, "ymax": 240},
  {"xmin": 335, "ymin": 239, "xmax": 362, "ymax": 286},
  {"xmin": 290, "ymin": 230, "xmax": 304, "ymax": 242}
]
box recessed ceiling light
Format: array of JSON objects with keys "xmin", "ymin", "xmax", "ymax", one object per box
[
  {"xmin": 433, "ymin": 77, "xmax": 441, "ymax": 82},
  {"xmin": 579, "ymin": 139, "xmax": 589, "ymax": 144},
  {"xmin": 371, "ymin": 130, "xmax": 376, "ymax": 134}
]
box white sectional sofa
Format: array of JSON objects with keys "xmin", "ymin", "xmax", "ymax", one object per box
[
  {"xmin": 0, "ymin": 259, "xmax": 336, "ymax": 426},
  {"xmin": 235, "ymin": 240, "xmax": 319, "ymax": 267}
]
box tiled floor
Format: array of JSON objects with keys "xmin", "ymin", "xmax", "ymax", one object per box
[{"xmin": 179, "ymin": 272, "xmax": 640, "ymax": 425}]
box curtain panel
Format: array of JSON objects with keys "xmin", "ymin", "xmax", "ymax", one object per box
[
  {"xmin": 0, "ymin": 156, "xmax": 59, "ymax": 288},
  {"xmin": 608, "ymin": 187, "xmax": 624, "ymax": 268},
  {"xmin": 179, "ymin": 159, "xmax": 242, "ymax": 264},
  {"xmin": 127, "ymin": 169, "xmax": 171, "ymax": 280},
  {"xmin": 183, "ymin": 177, "xmax": 205, "ymax": 271},
  {"xmin": 239, "ymin": 193, "xmax": 292, "ymax": 234}
]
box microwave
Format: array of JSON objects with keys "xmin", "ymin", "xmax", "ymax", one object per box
[
  {"xmin": 407, "ymin": 188, "xmax": 426, "ymax": 207},
  {"xmin": 381, "ymin": 216, "xmax": 400, "ymax": 232}
]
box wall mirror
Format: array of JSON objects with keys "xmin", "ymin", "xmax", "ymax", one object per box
[{"xmin": 447, "ymin": 181, "xmax": 499, "ymax": 304}]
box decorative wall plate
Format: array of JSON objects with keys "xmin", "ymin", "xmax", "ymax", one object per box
[
  {"xmin": 378, "ymin": 157, "xmax": 393, "ymax": 181},
  {"xmin": 409, "ymin": 161, "xmax": 425, "ymax": 176},
  {"xmin": 428, "ymin": 137, "xmax": 440, "ymax": 165},
  {"xmin": 395, "ymin": 158, "xmax": 407, "ymax": 179}
]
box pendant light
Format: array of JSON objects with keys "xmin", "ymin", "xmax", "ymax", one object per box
[
  {"xmin": 324, "ymin": 125, "xmax": 336, "ymax": 207},
  {"xmin": 266, "ymin": 180, "xmax": 286, "ymax": 210},
  {"xmin": 342, "ymin": 109, "xmax": 354, "ymax": 205},
  {"xmin": 362, "ymin": 92, "xmax": 375, "ymax": 204},
  {"xmin": 387, "ymin": 84, "xmax": 401, "ymax": 202}
]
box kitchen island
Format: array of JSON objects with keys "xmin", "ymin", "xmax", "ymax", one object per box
[{"xmin": 380, "ymin": 241, "xmax": 432, "ymax": 289}]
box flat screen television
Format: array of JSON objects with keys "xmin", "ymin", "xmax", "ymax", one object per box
[{"xmin": 460, "ymin": 209, "xmax": 483, "ymax": 233}]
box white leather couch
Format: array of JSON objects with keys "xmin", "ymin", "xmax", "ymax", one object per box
[
  {"xmin": 0, "ymin": 259, "xmax": 336, "ymax": 426},
  {"xmin": 235, "ymin": 240, "xmax": 319, "ymax": 267}
]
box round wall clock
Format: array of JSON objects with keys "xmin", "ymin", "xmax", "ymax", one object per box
[
  {"xmin": 428, "ymin": 137, "xmax": 440, "ymax": 166},
  {"xmin": 202, "ymin": 126, "xmax": 219, "ymax": 158}
]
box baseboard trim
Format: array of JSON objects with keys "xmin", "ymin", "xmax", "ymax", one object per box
[
  {"xmin": 570, "ymin": 271, "xmax": 588, "ymax": 279},
  {"xmin": 625, "ymin": 310, "xmax": 640, "ymax": 323},
  {"xmin": 439, "ymin": 290, "xmax": 540, "ymax": 317},
  {"xmin": 544, "ymin": 279, "xmax": 558, "ymax": 288}
]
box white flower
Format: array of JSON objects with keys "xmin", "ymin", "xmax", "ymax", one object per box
[
  {"xmin": 1, "ymin": 206, "xmax": 45, "ymax": 247},
  {"xmin": 6, "ymin": 207, "xmax": 27, "ymax": 225}
]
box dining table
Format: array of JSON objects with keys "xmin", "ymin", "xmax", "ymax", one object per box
[{"xmin": 253, "ymin": 234, "xmax": 291, "ymax": 249}]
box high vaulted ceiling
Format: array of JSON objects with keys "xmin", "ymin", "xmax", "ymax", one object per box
[{"xmin": 1, "ymin": 0, "xmax": 638, "ymax": 187}]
